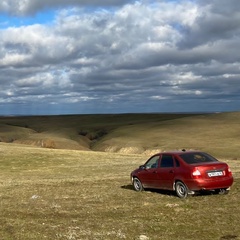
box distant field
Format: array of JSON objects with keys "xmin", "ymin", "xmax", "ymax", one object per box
[
  {"xmin": 0, "ymin": 143, "xmax": 239, "ymax": 240},
  {"xmin": 1, "ymin": 112, "xmax": 240, "ymax": 159}
]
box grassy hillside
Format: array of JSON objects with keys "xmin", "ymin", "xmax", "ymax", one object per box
[
  {"xmin": 0, "ymin": 112, "xmax": 240, "ymax": 158},
  {"xmin": 0, "ymin": 143, "xmax": 239, "ymax": 239},
  {"xmin": 93, "ymin": 112, "xmax": 240, "ymax": 158}
]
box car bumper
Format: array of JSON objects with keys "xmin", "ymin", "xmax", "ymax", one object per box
[{"xmin": 185, "ymin": 177, "xmax": 234, "ymax": 191}]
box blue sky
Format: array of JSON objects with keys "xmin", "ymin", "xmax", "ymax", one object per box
[
  {"xmin": 0, "ymin": 11, "xmax": 55, "ymax": 28},
  {"xmin": 0, "ymin": 0, "xmax": 240, "ymax": 115}
]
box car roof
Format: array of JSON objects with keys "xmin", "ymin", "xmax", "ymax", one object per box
[{"xmin": 157, "ymin": 149, "xmax": 201, "ymax": 155}]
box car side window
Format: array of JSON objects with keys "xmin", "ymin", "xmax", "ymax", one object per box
[
  {"xmin": 160, "ymin": 155, "xmax": 174, "ymax": 168},
  {"xmin": 145, "ymin": 156, "xmax": 159, "ymax": 169}
]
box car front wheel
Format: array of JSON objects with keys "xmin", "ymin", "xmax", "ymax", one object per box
[
  {"xmin": 175, "ymin": 181, "xmax": 188, "ymax": 198},
  {"xmin": 132, "ymin": 177, "xmax": 144, "ymax": 192}
]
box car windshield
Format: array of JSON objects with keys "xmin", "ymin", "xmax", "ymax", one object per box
[{"xmin": 180, "ymin": 152, "xmax": 218, "ymax": 164}]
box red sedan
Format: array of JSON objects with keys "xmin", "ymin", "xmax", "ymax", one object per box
[{"xmin": 130, "ymin": 150, "xmax": 233, "ymax": 198}]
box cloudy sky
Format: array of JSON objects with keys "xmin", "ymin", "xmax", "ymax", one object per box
[{"xmin": 0, "ymin": 0, "xmax": 240, "ymax": 115}]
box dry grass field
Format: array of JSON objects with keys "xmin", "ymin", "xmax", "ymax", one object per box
[{"xmin": 0, "ymin": 112, "xmax": 240, "ymax": 239}]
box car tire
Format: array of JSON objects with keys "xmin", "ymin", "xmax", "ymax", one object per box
[
  {"xmin": 132, "ymin": 177, "xmax": 144, "ymax": 192},
  {"xmin": 217, "ymin": 188, "xmax": 229, "ymax": 195},
  {"xmin": 175, "ymin": 181, "xmax": 188, "ymax": 198}
]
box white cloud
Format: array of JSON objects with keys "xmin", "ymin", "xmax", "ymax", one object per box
[
  {"xmin": 0, "ymin": 0, "xmax": 240, "ymax": 114},
  {"xmin": 0, "ymin": 0, "xmax": 132, "ymax": 16}
]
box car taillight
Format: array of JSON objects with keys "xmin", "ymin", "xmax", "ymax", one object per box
[
  {"xmin": 228, "ymin": 167, "xmax": 232, "ymax": 176},
  {"xmin": 192, "ymin": 168, "xmax": 201, "ymax": 178}
]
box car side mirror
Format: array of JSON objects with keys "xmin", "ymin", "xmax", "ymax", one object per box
[{"xmin": 139, "ymin": 165, "xmax": 146, "ymax": 170}]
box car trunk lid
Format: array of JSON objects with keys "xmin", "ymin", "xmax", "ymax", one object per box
[{"xmin": 192, "ymin": 162, "xmax": 231, "ymax": 179}]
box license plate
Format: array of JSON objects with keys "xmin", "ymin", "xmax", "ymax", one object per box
[{"xmin": 208, "ymin": 171, "xmax": 223, "ymax": 177}]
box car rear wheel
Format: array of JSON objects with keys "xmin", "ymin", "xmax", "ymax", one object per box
[
  {"xmin": 133, "ymin": 177, "xmax": 144, "ymax": 192},
  {"xmin": 175, "ymin": 181, "xmax": 188, "ymax": 198}
]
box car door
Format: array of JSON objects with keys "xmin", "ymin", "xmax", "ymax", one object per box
[
  {"xmin": 156, "ymin": 154, "xmax": 175, "ymax": 190},
  {"xmin": 137, "ymin": 155, "xmax": 160, "ymax": 188}
]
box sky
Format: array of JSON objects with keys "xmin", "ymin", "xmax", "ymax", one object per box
[{"xmin": 0, "ymin": 0, "xmax": 240, "ymax": 115}]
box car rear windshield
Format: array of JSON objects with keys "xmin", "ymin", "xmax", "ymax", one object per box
[{"xmin": 180, "ymin": 152, "xmax": 218, "ymax": 164}]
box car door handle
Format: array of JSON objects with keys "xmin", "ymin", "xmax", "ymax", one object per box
[
  {"xmin": 153, "ymin": 171, "xmax": 158, "ymax": 174},
  {"xmin": 169, "ymin": 170, "xmax": 174, "ymax": 173}
]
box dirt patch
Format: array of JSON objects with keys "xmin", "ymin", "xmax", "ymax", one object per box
[
  {"xmin": 14, "ymin": 135, "xmax": 90, "ymax": 151},
  {"xmin": 14, "ymin": 138, "xmax": 90, "ymax": 151},
  {"xmin": 220, "ymin": 235, "xmax": 238, "ymax": 240},
  {"xmin": 143, "ymin": 149, "xmax": 162, "ymax": 156}
]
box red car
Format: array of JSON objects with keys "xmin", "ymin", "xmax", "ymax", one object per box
[{"xmin": 131, "ymin": 150, "xmax": 233, "ymax": 198}]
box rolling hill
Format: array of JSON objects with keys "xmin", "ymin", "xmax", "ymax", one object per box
[{"xmin": 0, "ymin": 112, "xmax": 240, "ymax": 158}]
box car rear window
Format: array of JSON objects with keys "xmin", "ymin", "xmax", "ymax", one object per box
[{"xmin": 180, "ymin": 152, "xmax": 218, "ymax": 164}]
